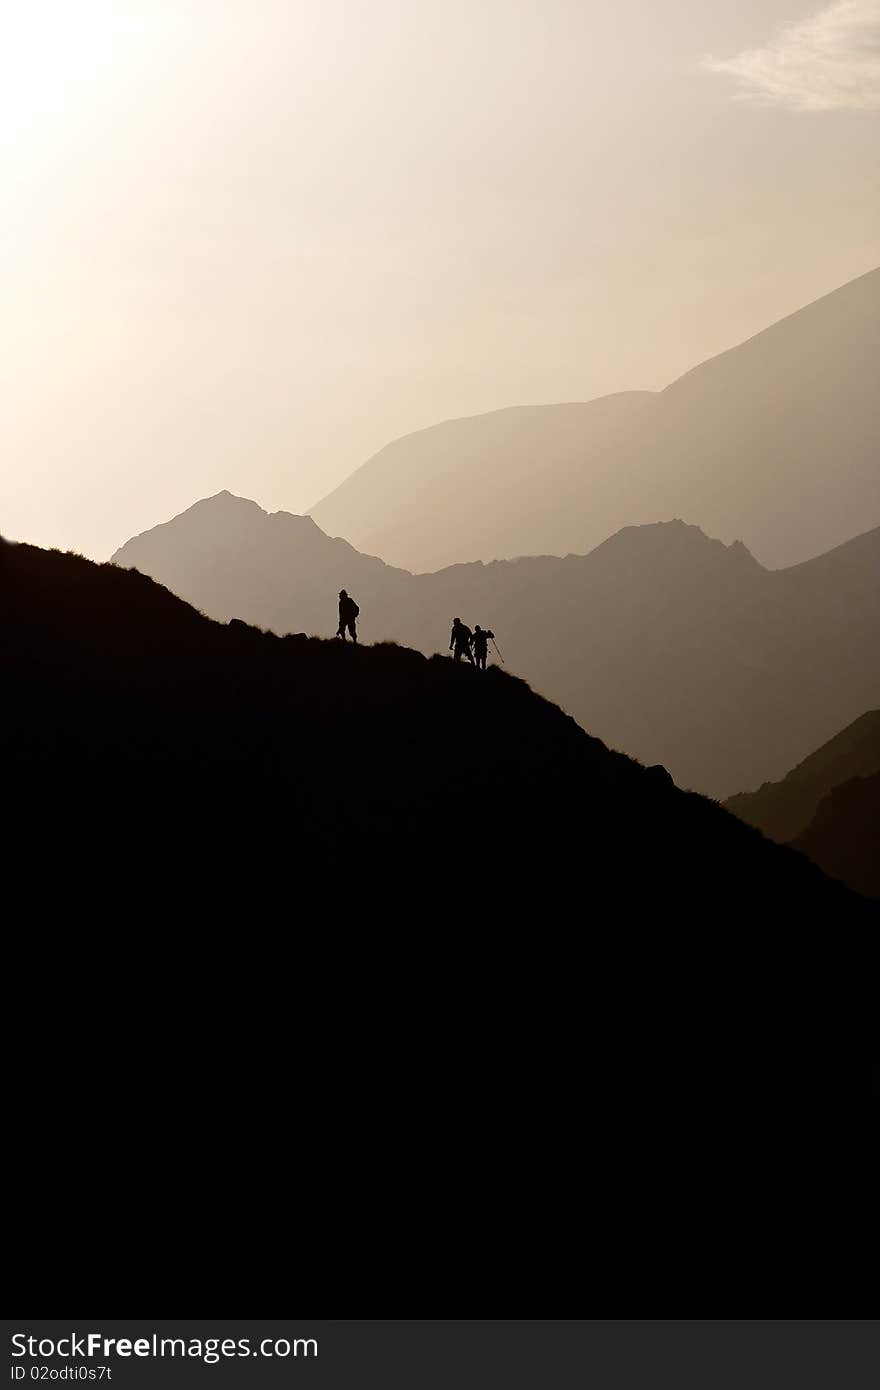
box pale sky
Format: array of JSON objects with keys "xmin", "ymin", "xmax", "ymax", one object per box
[{"xmin": 1, "ymin": 0, "xmax": 878, "ymax": 559}]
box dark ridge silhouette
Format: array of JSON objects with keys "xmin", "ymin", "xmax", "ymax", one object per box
[
  {"xmin": 790, "ymin": 773, "xmax": 880, "ymax": 901},
  {"xmin": 2, "ymin": 534, "xmax": 871, "ymax": 925},
  {"xmin": 5, "ymin": 532, "xmax": 877, "ymax": 1157},
  {"xmin": 310, "ymin": 266, "xmax": 880, "ymax": 572},
  {"xmin": 725, "ymin": 711, "xmax": 880, "ymax": 842},
  {"xmin": 113, "ymin": 500, "xmax": 880, "ymax": 798}
]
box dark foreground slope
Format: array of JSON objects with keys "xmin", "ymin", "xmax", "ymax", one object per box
[
  {"xmin": 1, "ymin": 536, "xmax": 870, "ymax": 925},
  {"xmin": 726, "ymin": 710, "xmax": 880, "ymax": 842},
  {"xmin": 4, "ymin": 533, "xmax": 877, "ymax": 1216}
]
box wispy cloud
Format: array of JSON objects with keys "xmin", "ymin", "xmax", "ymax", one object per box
[{"xmin": 705, "ymin": 0, "xmax": 880, "ymax": 110}]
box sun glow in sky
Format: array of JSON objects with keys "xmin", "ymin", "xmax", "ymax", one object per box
[
  {"xmin": 0, "ymin": 3, "xmax": 154, "ymax": 143},
  {"xmin": 1, "ymin": 1, "xmax": 877, "ymax": 559}
]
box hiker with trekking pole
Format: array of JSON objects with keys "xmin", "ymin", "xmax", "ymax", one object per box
[
  {"xmin": 470, "ymin": 624, "xmax": 493, "ymax": 672},
  {"xmin": 470, "ymin": 624, "xmax": 504, "ymax": 671}
]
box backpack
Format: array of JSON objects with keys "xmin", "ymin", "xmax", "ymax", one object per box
[{"xmin": 351, "ymin": 600, "xmax": 359, "ymax": 618}]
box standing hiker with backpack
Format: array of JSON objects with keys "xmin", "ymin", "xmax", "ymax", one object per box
[
  {"xmin": 337, "ymin": 589, "xmax": 360, "ymax": 642},
  {"xmin": 449, "ymin": 617, "xmax": 474, "ymax": 664}
]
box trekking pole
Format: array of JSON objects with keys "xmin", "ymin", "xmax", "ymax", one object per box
[{"xmin": 491, "ymin": 638, "xmax": 505, "ymax": 664}]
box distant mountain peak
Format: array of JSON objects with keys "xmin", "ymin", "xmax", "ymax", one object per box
[
  {"xmin": 587, "ymin": 519, "xmax": 762, "ymax": 570},
  {"xmin": 196, "ymin": 490, "xmax": 265, "ymax": 511},
  {"xmin": 112, "ymin": 492, "xmax": 335, "ymax": 565},
  {"xmin": 184, "ymin": 493, "xmax": 327, "ymax": 534}
]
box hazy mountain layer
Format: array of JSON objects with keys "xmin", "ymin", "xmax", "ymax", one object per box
[
  {"xmin": 310, "ymin": 266, "xmax": 880, "ymax": 572},
  {"xmin": 113, "ymin": 498, "xmax": 880, "ymax": 798},
  {"xmin": 791, "ymin": 773, "xmax": 880, "ymax": 901},
  {"xmin": 725, "ymin": 710, "xmax": 880, "ymax": 842}
]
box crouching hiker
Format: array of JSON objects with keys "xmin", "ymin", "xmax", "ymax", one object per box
[{"xmin": 471, "ymin": 624, "xmax": 496, "ymax": 672}]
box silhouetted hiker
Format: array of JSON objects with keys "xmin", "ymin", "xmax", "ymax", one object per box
[
  {"xmin": 337, "ymin": 589, "xmax": 359, "ymax": 642},
  {"xmin": 449, "ymin": 617, "xmax": 474, "ymax": 664},
  {"xmin": 471, "ymin": 624, "xmax": 495, "ymax": 672}
]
